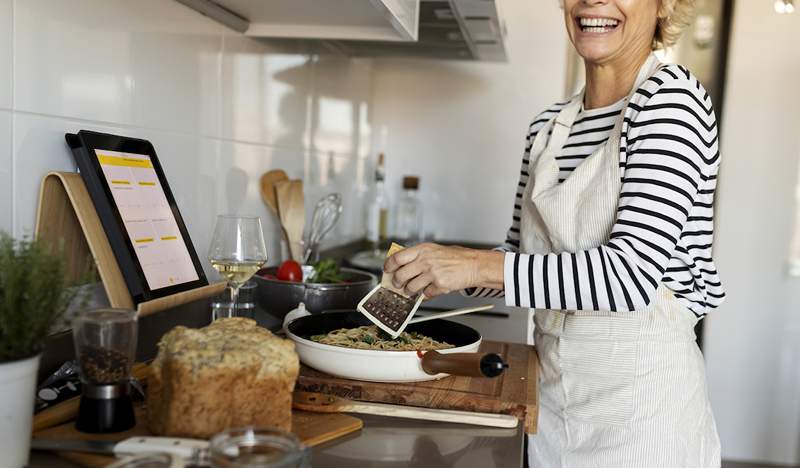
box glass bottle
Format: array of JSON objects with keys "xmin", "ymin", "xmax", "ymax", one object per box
[
  {"xmin": 395, "ymin": 176, "xmax": 423, "ymax": 244},
  {"xmin": 366, "ymin": 153, "xmax": 389, "ymax": 248}
]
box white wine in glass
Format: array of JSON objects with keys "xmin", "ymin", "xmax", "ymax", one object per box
[
  {"xmin": 209, "ymin": 259, "xmax": 264, "ymax": 286},
  {"xmin": 208, "ymin": 215, "xmax": 267, "ymax": 317}
]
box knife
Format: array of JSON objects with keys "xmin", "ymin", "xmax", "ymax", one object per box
[{"xmin": 30, "ymin": 436, "xmax": 209, "ymax": 465}]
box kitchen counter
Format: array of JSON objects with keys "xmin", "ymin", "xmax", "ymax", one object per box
[
  {"xmin": 309, "ymin": 414, "xmax": 524, "ymax": 468},
  {"xmin": 30, "ymin": 239, "xmax": 530, "ymax": 467},
  {"xmin": 29, "ymin": 413, "xmax": 524, "ymax": 467}
]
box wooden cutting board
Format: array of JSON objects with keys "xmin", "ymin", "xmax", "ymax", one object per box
[
  {"xmin": 33, "ymin": 405, "xmax": 362, "ymax": 467},
  {"xmin": 296, "ymin": 340, "xmax": 539, "ymax": 433}
]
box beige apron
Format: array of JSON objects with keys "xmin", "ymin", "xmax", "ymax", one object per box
[{"xmin": 522, "ymin": 54, "xmax": 721, "ymax": 467}]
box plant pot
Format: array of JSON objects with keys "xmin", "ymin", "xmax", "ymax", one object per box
[{"xmin": 0, "ymin": 354, "xmax": 41, "ymax": 468}]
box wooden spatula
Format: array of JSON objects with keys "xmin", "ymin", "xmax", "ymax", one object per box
[
  {"xmin": 293, "ymin": 392, "xmax": 518, "ymax": 428},
  {"xmin": 259, "ymin": 170, "xmax": 288, "ymax": 215},
  {"xmin": 275, "ymin": 179, "xmax": 305, "ymax": 262}
]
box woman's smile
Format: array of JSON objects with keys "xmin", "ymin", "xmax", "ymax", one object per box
[
  {"xmin": 564, "ymin": 0, "xmax": 659, "ymax": 66},
  {"xmin": 574, "ymin": 15, "xmax": 622, "ymax": 35}
]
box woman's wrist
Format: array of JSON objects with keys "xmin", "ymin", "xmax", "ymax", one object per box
[{"xmin": 471, "ymin": 249, "xmax": 505, "ymax": 290}]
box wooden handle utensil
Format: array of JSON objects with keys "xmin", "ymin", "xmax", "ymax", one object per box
[
  {"xmin": 259, "ymin": 170, "xmax": 288, "ymax": 215},
  {"xmin": 293, "ymin": 392, "xmax": 518, "ymax": 429},
  {"xmin": 275, "ymin": 179, "xmax": 305, "ymax": 261}
]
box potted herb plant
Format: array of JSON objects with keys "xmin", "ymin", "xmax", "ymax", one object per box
[{"xmin": 0, "ymin": 233, "xmax": 84, "ymax": 467}]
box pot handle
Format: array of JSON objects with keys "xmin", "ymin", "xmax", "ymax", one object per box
[
  {"xmin": 420, "ymin": 351, "xmax": 508, "ymax": 378},
  {"xmin": 282, "ymin": 302, "xmax": 311, "ymax": 332}
]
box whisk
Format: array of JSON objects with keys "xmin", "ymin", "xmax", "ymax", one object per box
[{"xmin": 303, "ymin": 193, "xmax": 343, "ymax": 263}]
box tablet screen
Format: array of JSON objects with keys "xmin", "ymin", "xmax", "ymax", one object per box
[{"xmin": 93, "ymin": 149, "xmax": 200, "ymax": 290}]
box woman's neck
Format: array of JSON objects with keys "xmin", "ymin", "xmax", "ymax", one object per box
[{"xmin": 583, "ymin": 50, "xmax": 651, "ymax": 110}]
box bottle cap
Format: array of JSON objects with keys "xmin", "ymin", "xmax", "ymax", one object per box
[
  {"xmin": 376, "ymin": 153, "xmax": 386, "ymax": 182},
  {"xmin": 402, "ymin": 176, "xmax": 419, "ymax": 190}
]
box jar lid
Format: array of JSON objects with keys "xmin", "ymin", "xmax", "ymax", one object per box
[{"xmin": 402, "ymin": 176, "xmax": 419, "ymax": 190}]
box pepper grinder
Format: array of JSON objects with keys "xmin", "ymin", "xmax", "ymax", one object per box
[{"xmin": 73, "ymin": 308, "xmax": 138, "ymax": 433}]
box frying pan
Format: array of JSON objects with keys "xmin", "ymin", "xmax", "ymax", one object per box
[{"xmin": 285, "ymin": 311, "xmax": 506, "ymax": 383}]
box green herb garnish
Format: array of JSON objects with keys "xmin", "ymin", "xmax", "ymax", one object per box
[{"xmin": 308, "ymin": 259, "xmax": 346, "ymax": 283}]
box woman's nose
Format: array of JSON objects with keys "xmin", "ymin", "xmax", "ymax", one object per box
[{"xmin": 582, "ymin": 0, "xmax": 609, "ymax": 6}]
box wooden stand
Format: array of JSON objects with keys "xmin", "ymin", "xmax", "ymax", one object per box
[{"xmin": 34, "ymin": 171, "xmax": 225, "ymax": 316}]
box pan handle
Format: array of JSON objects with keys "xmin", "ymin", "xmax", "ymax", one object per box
[
  {"xmin": 282, "ymin": 302, "xmax": 311, "ymax": 332},
  {"xmin": 420, "ymin": 351, "xmax": 508, "ymax": 378}
]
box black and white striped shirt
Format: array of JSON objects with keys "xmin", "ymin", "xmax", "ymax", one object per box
[{"xmin": 468, "ymin": 64, "xmax": 725, "ymax": 317}]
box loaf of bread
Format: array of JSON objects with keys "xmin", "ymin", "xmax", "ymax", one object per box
[{"xmin": 147, "ymin": 318, "xmax": 299, "ymax": 437}]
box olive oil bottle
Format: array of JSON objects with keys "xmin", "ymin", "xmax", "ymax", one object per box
[{"xmin": 366, "ymin": 153, "xmax": 389, "ymax": 248}]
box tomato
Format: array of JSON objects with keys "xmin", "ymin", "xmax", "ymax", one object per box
[{"xmin": 276, "ymin": 260, "xmax": 303, "ymax": 282}]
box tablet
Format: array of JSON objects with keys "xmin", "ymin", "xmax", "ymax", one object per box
[{"xmin": 66, "ymin": 130, "xmax": 208, "ymax": 304}]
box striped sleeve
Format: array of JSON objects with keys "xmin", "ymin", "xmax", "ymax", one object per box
[{"xmin": 504, "ymin": 68, "xmax": 719, "ymax": 311}]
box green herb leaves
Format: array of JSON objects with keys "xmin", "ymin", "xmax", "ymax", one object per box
[
  {"xmin": 307, "ymin": 259, "xmax": 346, "ymax": 284},
  {"xmin": 0, "ymin": 234, "xmax": 92, "ymax": 362}
]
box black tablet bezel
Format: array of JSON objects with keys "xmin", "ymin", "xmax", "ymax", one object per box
[{"xmin": 69, "ymin": 130, "xmax": 208, "ymax": 304}]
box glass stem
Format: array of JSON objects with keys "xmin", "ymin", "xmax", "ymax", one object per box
[{"xmin": 230, "ymin": 284, "xmax": 240, "ymax": 317}]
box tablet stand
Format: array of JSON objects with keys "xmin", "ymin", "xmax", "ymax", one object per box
[{"xmin": 34, "ymin": 172, "xmax": 225, "ymax": 316}]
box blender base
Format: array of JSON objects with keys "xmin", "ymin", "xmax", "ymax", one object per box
[{"xmin": 76, "ymin": 392, "xmax": 136, "ymax": 433}]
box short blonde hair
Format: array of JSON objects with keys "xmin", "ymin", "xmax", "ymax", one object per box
[{"xmin": 655, "ymin": 0, "xmax": 698, "ymax": 49}]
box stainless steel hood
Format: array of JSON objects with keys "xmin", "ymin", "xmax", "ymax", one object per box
[
  {"xmin": 321, "ymin": 0, "xmax": 507, "ymax": 62},
  {"xmin": 175, "ymin": 0, "xmax": 506, "ymax": 62}
]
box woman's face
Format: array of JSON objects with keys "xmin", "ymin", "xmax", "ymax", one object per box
[{"xmin": 563, "ymin": 0, "xmax": 660, "ymax": 64}]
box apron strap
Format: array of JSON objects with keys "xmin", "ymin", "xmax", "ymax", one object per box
[
  {"xmin": 543, "ymin": 54, "xmax": 662, "ymax": 158},
  {"xmin": 547, "ymin": 95, "xmax": 583, "ymax": 157}
]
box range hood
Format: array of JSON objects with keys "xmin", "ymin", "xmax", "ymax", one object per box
[{"xmin": 175, "ymin": 0, "xmax": 506, "ymax": 62}]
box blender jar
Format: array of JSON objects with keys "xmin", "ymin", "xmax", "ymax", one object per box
[{"xmin": 72, "ymin": 308, "xmax": 138, "ymax": 432}]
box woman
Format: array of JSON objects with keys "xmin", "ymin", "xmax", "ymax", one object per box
[{"xmin": 384, "ymin": 0, "xmax": 725, "ymax": 466}]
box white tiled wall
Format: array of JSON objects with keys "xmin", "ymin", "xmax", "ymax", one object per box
[
  {"xmin": 0, "ymin": 0, "xmax": 373, "ymax": 278},
  {"xmin": 369, "ymin": 0, "xmax": 569, "ymax": 243}
]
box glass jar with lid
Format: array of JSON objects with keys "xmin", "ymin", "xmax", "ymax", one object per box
[{"xmin": 210, "ymin": 427, "xmax": 310, "ymax": 468}]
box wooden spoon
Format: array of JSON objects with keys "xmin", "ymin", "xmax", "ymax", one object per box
[
  {"xmin": 275, "ymin": 179, "xmax": 305, "ymax": 261},
  {"xmin": 259, "ymin": 170, "xmax": 288, "ymax": 215}
]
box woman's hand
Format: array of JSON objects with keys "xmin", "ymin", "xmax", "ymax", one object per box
[{"xmin": 383, "ymin": 243, "xmax": 504, "ymax": 298}]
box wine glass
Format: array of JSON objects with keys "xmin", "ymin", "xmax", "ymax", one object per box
[{"xmin": 208, "ymin": 215, "xmax": 267, "ymax": 317}]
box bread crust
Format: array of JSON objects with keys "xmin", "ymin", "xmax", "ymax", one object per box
[{"xmin": 147, "ymin": 318, "xmax": 299, "ymax": 437}]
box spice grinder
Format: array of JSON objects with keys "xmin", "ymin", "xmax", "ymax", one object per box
[{"xmin": 73, "ymin": 308, "xmax": 138, "ymax": 433}]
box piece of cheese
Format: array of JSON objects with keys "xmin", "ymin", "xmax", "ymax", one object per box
[{"xmin": 381, "ymin": 243, "xmax": 413, "ymax": 298}]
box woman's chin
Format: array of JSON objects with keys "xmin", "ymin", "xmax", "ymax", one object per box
[{"xmin": 573, "ymin": 43, "xmax": 621, "ymax": 65}]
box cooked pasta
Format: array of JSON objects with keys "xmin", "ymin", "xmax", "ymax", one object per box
[{"xmin": 310, "ymin": 325, "xmax": 455, "ymax": 351}]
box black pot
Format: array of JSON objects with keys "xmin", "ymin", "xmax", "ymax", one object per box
[{"xmin": 253, "ymin": 267, "xmax": 377, "ymax": 318}]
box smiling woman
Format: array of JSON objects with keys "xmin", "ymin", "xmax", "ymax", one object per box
[{"xmin": 384, "ymin": 0, "xmax": 724, "ymax": 466}]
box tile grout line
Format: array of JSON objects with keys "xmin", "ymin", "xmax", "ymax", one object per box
[
  {"xmin": 0, "ymin": 106, "xmax": 365, "ymax": 161},
  {"xmin": 10, "ymin": 0, "xmax": 15, "ymax": 237}
]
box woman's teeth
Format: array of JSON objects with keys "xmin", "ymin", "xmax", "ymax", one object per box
[{"xmin": 578, "ymin": 17, "xmax": 619, "ymax": 33}]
